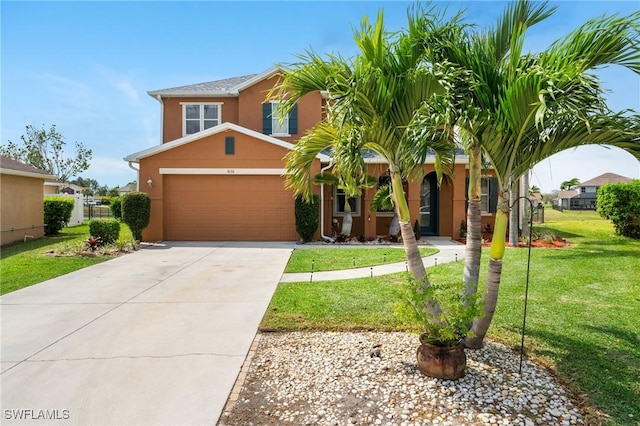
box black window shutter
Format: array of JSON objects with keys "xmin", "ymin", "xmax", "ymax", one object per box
[
  {"xmin": 289, "ymin": 103, "xmax": 298, "ymax": 134},
  {"xmin": 262, "ymin": 103, "xmax": 272, "ymax": 134},
  {"xmin": 465, "ymin": 177, "xmax": 469, "ymax": 212},
  {"xmin": 225, "ymin": 136, "xmax": 235, "ymax": 155},
  {"xmin": 489, "ymin": 177, "xmax": 499, "ymax": 213}
]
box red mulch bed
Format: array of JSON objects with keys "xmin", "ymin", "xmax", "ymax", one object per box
[{"xmin": 457, "ymin": 233, "xmax": 568, "ymax": 248}]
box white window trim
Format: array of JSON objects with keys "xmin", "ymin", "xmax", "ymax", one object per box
[
  {"xmin": 333, "ymin": 187, "xmax": 361, "ymax": 217},
  {"xmin": 269, "ymin": 101, "xmax": 291, "ymax": 137},
  {"xmin": 181, "ymin": 102, "xmax": 223, "ymax": 136},
  {"xmin": 481, "ymin": 177, "xmax": 490, "ymax": 215}
]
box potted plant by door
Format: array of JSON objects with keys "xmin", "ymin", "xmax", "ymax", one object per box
[{"xmin": 395, "ymin": 276, "xmax": 481, "ymax": 380}]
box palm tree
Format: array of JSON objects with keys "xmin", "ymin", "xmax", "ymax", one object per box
[
  {"xmin": 270, "ymin": 11, "xmax": 462, "ymax": 319},
  {"xmin": 412, "ymin": 0, "xmax": 555, "ymax": 313},
  {"xmin": 462, "ymin": 6, "xmax": 640, "ymax": 347},
  {"xmin": 560, "ymin": 178, "xmax": 581, "ymax": 191},
  {"xmin": 411, "ymin": 0, "xmax": 639, "ymax": 348}
]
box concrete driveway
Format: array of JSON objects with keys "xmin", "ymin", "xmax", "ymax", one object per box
[{"xmin": 0, "ymin": 241, "xmax": 294, "ymax": 425}]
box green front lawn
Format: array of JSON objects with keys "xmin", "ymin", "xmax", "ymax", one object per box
[
  {"xmin": 284, "ymin": 247, "xmax": 438, "ymax": 272},
  {"xmin": 264, "ymin": 210, "xmax": 639, "ymax": 426},
  {"xmin": 0, "ymin": 222, "xmax": 134, "ymax": 295}
]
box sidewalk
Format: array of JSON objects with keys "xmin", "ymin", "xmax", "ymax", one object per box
[{"xmin": 281, "ymin": 237, "xmax": 465, "ymax": 282}]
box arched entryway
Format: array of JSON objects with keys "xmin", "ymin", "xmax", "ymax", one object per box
[{"xmin": 420, "ymin": 172, "xmax": 439, "ymax": 236}]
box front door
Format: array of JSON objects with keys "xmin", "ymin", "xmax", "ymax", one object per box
[{"xmin": 420, "ymin": 172, "xmax": 439, "ymax": 236}]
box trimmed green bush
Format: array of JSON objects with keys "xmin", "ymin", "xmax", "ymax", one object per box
[
  {"xmin": 597, "ymin": 180, "xmax": 640, "ymax": 239},
  {"xmin": 121, "ymin": 192, "xmax": 151, "ymax": 241},
  {"xmin": 110, "ymin": 197, "xmax": 122, "ymax": 219},
  {"xmin": 43, "ymin": 196, "xmax": 75, "ymax": 235},
  {"xmin": 295, "ymin": 194, "xmax": 319, "ymax": 242},
  {"xmin": 89, "ymin": 218, "xmax": 120, "ymax": 244},
  {"xmin": 100, "ymin": 196, "xmax": 112, "ymax": 206}
]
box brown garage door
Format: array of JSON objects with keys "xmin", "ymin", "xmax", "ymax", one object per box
[{"xmin": 163, "ymin": 174, "xmax": 297, "ymax": 241}]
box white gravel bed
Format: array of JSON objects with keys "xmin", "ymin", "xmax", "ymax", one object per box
[{"xmin": 220, "ymin": 332, "xmax": 583, "ymax": 426}]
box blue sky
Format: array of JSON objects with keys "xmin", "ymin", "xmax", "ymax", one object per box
[{"xmin": 2, "ymin": 0, "xmax": 639, "ymax": 191}]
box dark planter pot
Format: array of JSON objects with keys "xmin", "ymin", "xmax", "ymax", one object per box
[{"xmin": 416, "ymin": 342, "xmax": 466, "ymax": 380}]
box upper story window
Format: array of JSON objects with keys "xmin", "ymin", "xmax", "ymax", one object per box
[
  {"xmin": 263, "ymin": 102, "xmax": 297, "ymax": 136},
  {"xmin": 182, "ymin": 103, "xmax": 222, "ymax": 136}
]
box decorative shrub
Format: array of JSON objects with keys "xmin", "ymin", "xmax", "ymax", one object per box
[
  {"xmin": 89, "ymin": 218, "xmax": 120, "ymax": 244},
  {"xmin": 459, "ymin": 220, "xmax": 467, "ymax": 239},
  {"xmin": 294, "ymin": 194, "xmax": 319, "ymax": 242},
  {"xmin": 110, "ymin": 197, "xmax": 122, "ymax": 219},
  {"xmin": 100, "ymin": 196, "xmax": 112, "ymax": 206},
  {"xmin": 43, "ymin": 196, "xmax": 75, "ymax": 235},
  {"xmin": 597, "ymin": 180, "xmax": 640, "ymax": 239},
  {"xmin": 121, "ymin": 192, "xmax": 151, "ymax": 241}
]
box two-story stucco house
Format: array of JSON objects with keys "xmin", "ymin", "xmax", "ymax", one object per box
[
  {"xmin": 124, "ymin": 68, "xmax": 498, "ymax": 242},
  {"xmin": 563, "ymin": 172, "xmax": 633, "ymax": 210}
]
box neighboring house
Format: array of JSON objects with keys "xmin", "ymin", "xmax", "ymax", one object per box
[
  {"xmin": 1, "ymin": 156, "xmax": 56, "ymax": 245},
  {"xmin": 118, "ymin": 182, "xmax": 137, "ymax": 195},
  {"xmin": 43, "ymin": 180, "xmax": 85, "ymax": 195},
  {"xmin": 125, "ymin": 67, "xmax": 498, "ymax": 242},
  {"xmin": 563, "ymin": 173, "xmax": 633, "ymax": 210},
  {"xmin": 553, "ymin": 190, "xmax": 578, "ymax": 210},
  {"xmin": 552, "ymin": 173, "xmax": 633, "ymax": 210}
]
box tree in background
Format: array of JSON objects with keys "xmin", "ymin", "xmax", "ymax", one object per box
[
  {"xmin": 1, "ymin": 124, "xmax": 92, "ymax": 183},
  {"xmin": 71, "ymin": 177, "xmax": 100, "ymax": 193},
  {"xmin": 560, "ymin": 178, "xmax": 581, "ymax": 190}
]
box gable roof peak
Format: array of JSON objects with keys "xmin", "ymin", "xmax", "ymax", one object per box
[{"xmin": 580, "ymin": 172, "xmax": 633, "ymax": 187}]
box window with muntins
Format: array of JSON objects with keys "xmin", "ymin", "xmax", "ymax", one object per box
[
  {"xmin": 334, "ymin": 187, "xmax": 360, "ymax": 216},
  {"xmin": 262, "ymin": 102, "xmax": 298, "ymax": 136},
  {"xmin": 481, "ymin": 178, "xmax": 490, "ymax": 213},
  {"xmin": 183, "ymin": 103, "xmax": 221, "ymax": 135}
]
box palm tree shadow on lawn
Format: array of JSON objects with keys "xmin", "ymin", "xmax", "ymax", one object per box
[{"xmin": 524, "ymin": 326, "xmax": 639, "ymax": 425}]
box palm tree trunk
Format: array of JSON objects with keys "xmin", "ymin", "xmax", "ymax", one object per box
[
  {"xmin": 399, "ymin": 219, "xmax": 425, "ymax": 280},
  {"xmin": 391, "ymin": 168, "xmax": 442, "ymax": 321},
  {"xmin": 521, "ymin": 171, "xmax": 530, "ymax": 237},
  {"xmin": 466, "ymin": 258, "xmax": 503, "ymax": 348},
  {"xmin": 391, "ymin": 170, "xmax": 426, "ymax": 281},
  {"xmin": 465, "ymin": 190, "xmax": 509, "ymax": 349},
  {"xmin": 463, "ymin": 144, "xmax": 482, "ymax": 302}
]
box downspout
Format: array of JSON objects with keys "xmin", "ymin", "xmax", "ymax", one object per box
[
  {"xmin": 128, "ymin": 161, "xmax": 140, "ymax": 191},
  {"xmin": 320, "ymin": 163, "xmax": 333, "ymax": 242},
  {"xmin": 153, "ymin": 94, "xmax": 164, "ymax": 144}
]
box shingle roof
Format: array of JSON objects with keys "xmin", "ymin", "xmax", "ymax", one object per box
[
  {"xmin": 580, "ymin": 173, "xmax": 633, "ymax": 187},
  {"xmin": 557, "ymin": 190, "xmax": 578, "ymax": 199},
  {"xmin": 0, "ymin": 156, "xmax": 52, "ymax": 176},
  {"xmin": 148, "ymin": 74, "xmax": 262, "ymax": 97}
]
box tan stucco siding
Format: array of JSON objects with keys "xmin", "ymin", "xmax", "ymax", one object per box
[
  {"xmin": 162, "ymin": 97, "xmax": 240, "ymax": 143},
  {"xmin": 1, "ymin": 174, "xmax": 46, "ymax": 245},
  {"xmin": 238, "ymin": 76, "xmax": 324, "ymax": 144},
  {"xmin": 139, "ymin": 130, "xmax": 320, "ymax": 241},
  {"xmin": 320, "ymin": 162, "xmax": 479, "ymax": 241}
]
